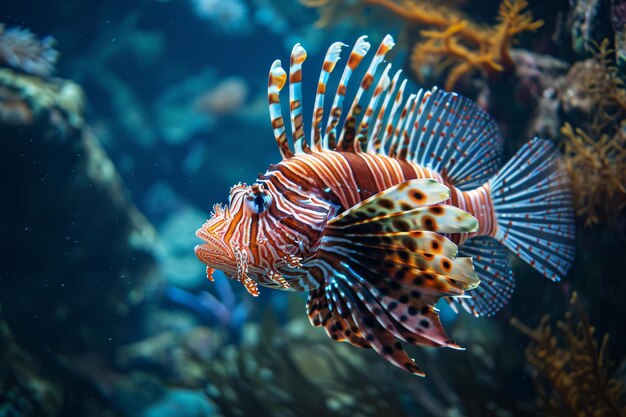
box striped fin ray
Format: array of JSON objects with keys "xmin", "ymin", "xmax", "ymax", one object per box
[
  {"xmin": 356, "ymin": 63, "xmax": 391, "ymax": 146},
  {"xmin": 332, "ymin": 275, "xmax": 428, "ymax": 376},
  {"xmin": 319, "ymin": 230, "xmax": 470, "ymax": 331},
  {"xmin": 323, "ymin": 36, "xmax": 370, "ymax": 150},
  {"xmin": 339, "ymin": 256, "xmax": 463, "ymax": 348},
  {"xmin": 327, "ymin": 286, "xmax": 371, "ymax": 347},
  {"xmin": 490, "ymin": 138, "xmax": 575, "ymax": 281},
  {"xmin": 336, "ymin": 34, "xmax": 395, "ymax": 152},
  {"xmin": 267, "ymin": 60, "xmax": 292, "ymax": 159},
  {"xmin": 341, "ymin": 230, "xmax": 459, "ymax": 259},
  {"xmin": 367, "ymin": 70, "xmax": 402, "ymax": 153},
  {"xmin": 388, "ymin": 93, "xmax": 417, "ymax": 158},
  {"xmin": 330, "ymin": 247, "xmax": 468, "ymax": 298},
  {"xmin": 289, "ymin": 43, "xmax": 309, "ymax": 154},
  {"xmin": 349, "ymin": 244, "xmax": 479, "ymax": 289},
  {"xmin": 399, "ymin": 88, "xmax": 428, "ymax": 161},
  {"xmin": 448, "ymin": 236, "xmax": 515, "ymax": 317},
  {"xmin": 303, "ymin": 178, "xmax": 481, "ymax": 375},
  {"xmin": 311, "ymin": 42, "xmax": 345, "ymax": 151},
  {"xmin": 410, "ymin": 89, "xmax": 504, "ymax": 190},
  {"xmin": 381, "ymin": 79, "xmax": 408, "ymax": 154},
  {"xmin": 306, "ymin": 288, "xmax": 326, "ymax": 327},
  {"xmin": 308, "ymin": 278, "xmax": 378, "ymax": 348}
]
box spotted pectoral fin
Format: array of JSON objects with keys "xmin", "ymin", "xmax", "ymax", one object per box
[
  {"xmin": 346, "ymin": 242, "xmax": 479, "ymax": 290},
  {"xmin": 305, "ymin": 181, "xmax": 481, "ymax": 375},
  {"xmin": 330, "ymin": 178, "xmax": 450, "ymax": 226},
  {"xmin": 305, "ymin": 249, "xmax": 465, "ymax": 376},
  {"xmin": 342, "ymin": 230, "xmax": 459, "ymax": 258},
  {"xmin": 328, "ymin": 179, "xmax": 478, "ymax": 234}
]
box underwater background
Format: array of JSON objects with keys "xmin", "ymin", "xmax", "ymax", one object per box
[{"xmin": 1, "ymin": 0, "xmax": 625, "ymax": 416}]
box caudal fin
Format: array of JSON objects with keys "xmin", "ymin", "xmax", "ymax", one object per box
[{"xmin": 489, "ymin": 138, "xmax": 575, "ymax": 281}]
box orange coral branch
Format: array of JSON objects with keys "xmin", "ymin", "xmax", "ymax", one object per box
[
  {"xmin": 562, "ymin": 123, "xmax": 626, "ymax": 226},
  {"xmin": 560, "ymin": 42, "xmax": 626, "ymax": 228},
  {"xmin": 305, "ymin": 0, "xmax": 543, "ymax": 89},
  {"xmin": 405, "ymin": 0, "xmax": 542, "ymax": 88},
  {"xmin": 511, "ymin": 292, "xmax": 626, "ymax": 417}
]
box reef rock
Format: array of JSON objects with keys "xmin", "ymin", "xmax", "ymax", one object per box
[{"xmin": 0, "ymin": 68, "xmax": 160, "ymax": 415}]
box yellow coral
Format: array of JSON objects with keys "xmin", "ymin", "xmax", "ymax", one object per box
[
  {"xmin": 511, "ymin": 292, "xmax": 626, "ymax": 417},
  {"xmin": 561, "ymin": 40, "xmax": 626, "ymax": 227},
  {"xmin": 410, "ymin": 0, "xmax": 543, "ymax": 89},
  {"xmin": 304, "ymin": 0, "xmax": 543, "ymax": 89},
  {"xmin": 583, "ymin": 40, "xmax": 626, "ymax": 133},
  {"xmin": 561, "ymin": 123, "xmax": 626, "ymax": 227}
]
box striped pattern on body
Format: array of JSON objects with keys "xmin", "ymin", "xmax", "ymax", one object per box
[
  {"xmin": 265, "ymin": 151, "xmax": 496, "ymax": 245},
  {"xmin": 196, "ymin": 34, "xmax": 575, "ymax": 376}
]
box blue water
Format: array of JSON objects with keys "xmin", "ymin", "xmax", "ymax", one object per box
[{"xmin": 1, "ymin": 0, "xmax": 625, "ymax": 416}]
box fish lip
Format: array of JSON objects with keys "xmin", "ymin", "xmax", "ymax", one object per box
[
  {"xmin": 195, "ymin": 227, "xmax": 233, "ymax": 255},
  {"xmin": 194, "ymin": 227, "xmax": 236, "ymax": 273},
  {"xmin": 194, "ymin": 243, "xmax": 237, "ymax": 277}
]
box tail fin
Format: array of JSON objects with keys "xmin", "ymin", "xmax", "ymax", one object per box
[{"xmin": 489, "ymin": 138, "xmax": 575, "ymax": 281}]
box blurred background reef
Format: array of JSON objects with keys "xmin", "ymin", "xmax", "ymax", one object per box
[{"xmin": 0, "ymin": 0, "xmax": 625, "ymax": 416}]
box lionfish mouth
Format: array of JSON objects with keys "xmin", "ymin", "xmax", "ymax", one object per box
[{"xmin": 194, "ymin": 226, "xmax": 260, "ymax": 297}]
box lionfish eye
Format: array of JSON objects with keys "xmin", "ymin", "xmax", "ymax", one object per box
[{"xmin": 245, "ymin": 184, "xmax": 272, "ymax": 214}]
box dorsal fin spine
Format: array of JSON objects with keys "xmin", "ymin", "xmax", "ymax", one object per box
[
  {"xmin": 404, "ymin": 88, "xmax": 427, "ymax": 161},
  {"xmin": 381, "ymin": 78, "xmax": 407, "ymax": 155},
  {"xmin": 289, "ymin": 44, "xmax": 309, "ymax": 154},
  {"xmin": 323, "ymin": 36, "xmax": 370, "ymax": 150},
  {"xmin": 396, "ymin": 93, "xmax": 420, "ymax": 160},
  {"xmin": 389, "ymin": 93, "xmax": 416, "ymax": 157},
  {"xmin": 358, "ymin": 63, "xmax": 391, "ymax": 147},
  {"xmin": 414, "ymin": 89, "xmax": 435, "ymax": 166},
  {"xmin": 267, "ymin": 60, "xmax": 292, "ymax": 159},
  {"xmin": 369, "ymin": 69, "xmax": 402, "ymax": 154},
  {"xmin": 422, "ymin": 89, "xmax": 450, "ymax": 165},
  {"xmin": 336, "ymin": 34, "xmax": 395, "ymax": 152},
  {"xmin": 311, "ymin": 42, "xmax": 345, "ymax": 151}
]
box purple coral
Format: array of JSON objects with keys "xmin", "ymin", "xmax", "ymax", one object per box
[
  {"xmin": 164, "ymin": 273, "xmax": 250, "ymax": 336},
  {"xmin": 0, "ymin": 24, "xmax": 59, "ymax": 77}
]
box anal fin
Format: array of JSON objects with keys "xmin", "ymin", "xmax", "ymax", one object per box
[{"xmin": 448, "ymin": 236, "xmax": 515, "ymax": 317}]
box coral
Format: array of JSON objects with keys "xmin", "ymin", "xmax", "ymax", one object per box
[
  {"xmin": 0, "ymin": 66, "xmax": 160, "ymax": 415},
  {"xmin": 153, "ymin": 69, "xmax": 218, "ymax": 145},
  {"xmin": 202, "ymin": 316, "xmax": 410, "ymax": 417},
  {"xmin": 164, "ymin": 282, "xmax": 251, "ymax": 335},
  {"xmin": 200, "ymin": 311, "xmax": 525, "ymax": 417},
  {"xmin": 0, "ymin": 24, "xmax": 59, "ymax": 77},
  {"xmin": 194, "ymin": 76, "xmax": 248, "ymax": 116},
  {"xmin": 580, "ymin": 40, "xmax": 626, "ymax": 133},
  {"xmin": 567, "ymin": 0, "xmax": 605, "ymax": 56},
  {"xmin": 561, "ymin": 123, "xmax": 626, "ymax": 228},
  {"xmin": 303, "ymin": 0, "xmax": 543, "ymax": 90},
  {"xmin": 411, "ymin": 0, "xmax": 543, "ymax": 89},
  {"xmin": 511, "ymin": 292, "xmax": 626, "ymax": 417},
  {"xmin": 189, "ymin": 0, "xmax": 251, "ymax": 35},
  {"xmin": 560, "ymin": 40, "xmax": 626, "ymax": 228},
  {"xmin": 612, "ymin": 0, "xmax": 626, "ymax": 74},
  {"xmin": 117, "ymin": 327, "xmax": 221, "ymax": 387}
]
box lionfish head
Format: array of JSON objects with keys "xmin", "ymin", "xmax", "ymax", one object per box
[{"xmin": 194, "ymin": 180, "xmax": 332, "ymax": 296}]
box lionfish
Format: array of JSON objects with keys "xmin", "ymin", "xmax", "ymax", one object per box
[{"xmin": 194, "ymin": 35, "xmax": 575, "ymax": 376}]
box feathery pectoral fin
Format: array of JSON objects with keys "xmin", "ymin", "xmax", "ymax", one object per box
[
  {"xmin": 329, "ymin": 179, "xmax": 479, "ymax": 234},
  {"xmin": 306, "ymin": 179, "xmax": 480, "ymax": 376}
]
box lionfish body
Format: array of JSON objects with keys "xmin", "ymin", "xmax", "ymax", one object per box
[{"xmin": 195, "ymin": 35, "xmax": 575, "ymax": 376}]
